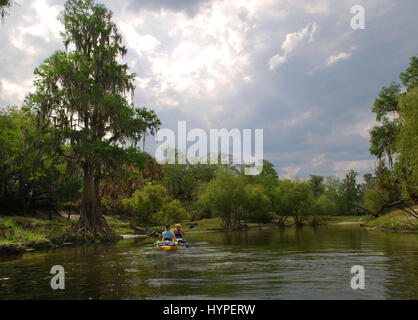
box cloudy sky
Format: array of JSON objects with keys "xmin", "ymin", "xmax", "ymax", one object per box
[{"xmin": 1, "ymin": 0, "xmax": 417, "ymax": 179}]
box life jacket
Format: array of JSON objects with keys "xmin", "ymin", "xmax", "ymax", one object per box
[{"xmin": 174, "ymin": 229, "xmax": 183, "ymax": 238}]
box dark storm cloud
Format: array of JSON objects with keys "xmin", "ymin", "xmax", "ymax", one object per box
[{"xmin": 1, "ymin": 0, "xmax": 418, "ymax": 179}]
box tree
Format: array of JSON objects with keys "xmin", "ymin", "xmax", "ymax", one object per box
[
  {"xmin": 369, "ymin": 119, "xmax": 399, "ymax": 169},
  {"xmin": 251, "ymin": 160, "xmax": 279, "ymax": 199},
  {"xmin": 136, "ymin": 107, "xmax": 161, "ymax": 151},
  {"xmin": 272, "ymin": 179, "xmax": 314, "ymax": 226},
  {"xmin": 0, "ymin": 106, "xmax": 82, "ymax": 214},
  {"xmin": 163, "ymin": 151, "xmax": 218, "ymax": 203},
  {"xmin": 308, "ymin": 175, "xmax": 324, "ymax": 198},
  {"xmin": 243, "ymin": 184, "xmax": 274, "ymax": 223},
  {"xmin": 123, "ymin": 184, "xmax": 167, "ymax": 226},
  {"xmin": 30, "ymin": 0, "xmax": 159, "ymax": 238},
  {"xmin": 400, "ymin": 56, "xmax": 418, "ymax": 90},
  {"xmin": 156, "ymin": 199, "xmax": 191, "ymax": 225},
  {"xmin": 397, "ymin": 86, "xmax": 418, "ymax": 202},
  {"xmin": 350, "ymin": 55, "xmax": 418, "ymax": 219},
  {"xmin": 341, "ymin": 170, "xmax": 361, "ymax": 215},
  {"xmin": 0, "ymin": 0, "xmax": 11, "ymax": 21},
  {"xmin": 198, "ymin": 169, "xmax": 245, "ymax": 230}
]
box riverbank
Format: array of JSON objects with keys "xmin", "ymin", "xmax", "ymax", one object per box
[
  {"xmin": 362, "ymin": 207, "xmax": 418, "ymax": 233},
  {"xmin": 0, "ymin": 214, "xmax": 140, "ymax": 256}
]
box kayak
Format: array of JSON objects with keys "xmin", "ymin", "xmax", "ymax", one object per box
[
  {"xmin": 176, "ymin": 237, "xmax": 187, "ymax": 245},
  {"xmin": 155, "ymin": 240, "xmax": 178, "ymax": 251}
]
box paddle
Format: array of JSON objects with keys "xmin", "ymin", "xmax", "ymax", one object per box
[
  {"xmin": 146, "ymin": 227, "xmax": 160, "ymax": 237},
  {"xmin": 185, "ymin": 223, "xmax": 198, "ymax": 231}
]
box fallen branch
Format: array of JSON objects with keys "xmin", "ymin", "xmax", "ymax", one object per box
[
  {"xmin": 396, "ymin": 206, "xmax": 418, "ymax": 220},
  {"xmin": 345, "ymin": 199, "xmax": 408, "ymax": 218}
]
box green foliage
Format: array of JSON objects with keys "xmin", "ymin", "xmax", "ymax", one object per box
[
  {"xmin": 309, "ymin": 175, "xmax": 325, "ymax": 197},
  {"xmin": 368, "ymin": 55, "xmax": 418, "ymax": 207},
  {"xmin": 155, "ymin": 199, "xmax": 191, "ymax": 225},
  {"xmin": 163, "ymin": 155, "xmax": 218, "ymax": 203},
  {"xmin": 123, "ymin": 184, "xmax": 167, "ymax": 226},
  {"xmin": 250, "ymin": 160, "xmax": 279, "ymax": 198},
  {"xmin": 0, "ymin": 0, "xmax": 11, "ymax": 20},
  {"xmin": 243, "ymin": 184, "xmax": 274, "ymax": 223},
  {"xmin": 0, "ymin": 106, "xmax": 82, "ymax": 211},
  {"xmin": 372, "ymin": 82, "xmax": 401, "ymax": 121},
  {"xmin": 340, "ymin": 170, "xmax": 361, "ymax": 214},
  {"xmin": 397, "ymin": 86, "xmax": 418, "ymax": 201},
  {"xmin": 364, "ymin": 206, "xmax": 418, "ymax": 232},
  {"xmin": 314, "ymin": 193, "xmax": 338, "ymax": 215},
  {"xmin": 198, "ymin": 169, "xmax": 245, "ymax": 230},
  {"xmin": 400, "ymin": 56, "xmax": 418, "ymax": 89},
  {"xmin": 122, "ymin": 184, "xmax": 190, "ymax": 226},
  {"xmin": 272, "ymin": 179, "xmax": 315, "ymax": 221},
  {"xmin": 363, "ymin": 189, "xmax": 389, "ymax": 212}
]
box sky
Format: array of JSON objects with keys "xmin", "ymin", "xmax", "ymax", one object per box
[{"xmin": 0, "ymin": 0, "xmax": 417, "ymax": 179}]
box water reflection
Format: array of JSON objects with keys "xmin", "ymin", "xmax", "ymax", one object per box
[{"xmin": 0, "ymin": 225, "xmax": 416, "ymax": 299}]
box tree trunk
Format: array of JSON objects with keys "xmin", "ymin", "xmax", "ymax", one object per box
[{"xmin": 76, "ymin": 163, "xmax": 116, "ymax": 239}]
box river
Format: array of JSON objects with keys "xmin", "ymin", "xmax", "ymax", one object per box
[{"xmin": 0, "ymin": 224, "xmax": 417, "ymax": 299}]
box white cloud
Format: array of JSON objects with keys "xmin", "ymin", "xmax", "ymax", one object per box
[
  {"xmin": 325, "ymin": 52, "xmax": 352, "ymax": 66},
  {"xmin": 311, "ymin": 153, "xmax": 326, "ymax": 167},
  {"xmin": 282, "ymin": 166, "xmax": 301, "ymax": 179},
  {"xmin": 269, "ymin": 22, "xmax": 318, "ymax": 70},
  {"xmin": 124, "ymin": 0, "xmax": 259, "ymax": 106},
  {"xmin": 333, "ymin": 160, "xmax": 375, "ymax": 173},
  {"xmin": 269, "ymin": 53, "xmax": 288, "ymax": 70},
  {"xmin": 8, "ymin": 0, "xmax": 62, "ymax": 55},
  {"xmin": 343, "ymin": 117, "xmax": 376, "ymax": 138},
  {"xmin": 120, "ymin": 23, "xmax": 161, "ymax": 57},
  {"xmin": 0, "ymin": 78, "xmax": 33, "ymax": 105}
]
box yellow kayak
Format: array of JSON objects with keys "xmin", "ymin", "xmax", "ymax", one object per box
[{"xmin": 155, "ymin": 240, "xmax": 178, "ymax": 251}]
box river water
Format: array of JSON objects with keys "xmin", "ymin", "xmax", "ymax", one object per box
[{"xmin": 0, "ymin": 224, "xmax": 417, "ymax": 299}]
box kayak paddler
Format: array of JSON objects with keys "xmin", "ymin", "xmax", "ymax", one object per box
[
  {"xmin": 159, "ymin": 224, "xmax": 177, "ymax": 243},
  {"xmin": 174, "ymin": 223, "xmax": 184, "ymax": 238}
]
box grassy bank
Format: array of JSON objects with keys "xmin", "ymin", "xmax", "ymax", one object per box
[
  {"xmin": 363, "ymin": 208, "xmax": 418, "ymax": 233},
  {"xmin": 0, "ymin": 215, "xmax": 139, "ymax": 255}
]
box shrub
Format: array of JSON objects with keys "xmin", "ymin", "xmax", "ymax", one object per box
[
  {"xmin": 156, "ymin": 199, "xmax": 191, "ymax": 224},
  {"xmin": 122, "ymin": 184, "xmax": 167, "ymax": 226}
]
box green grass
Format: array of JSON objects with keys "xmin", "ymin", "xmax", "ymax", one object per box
[
  {"xmin": 364, "ymin": 207, "xmax": 418, "ymax": 232},
  {"xmin": 0, "ymin": 216, "xmax": 74, "ymax": 246},
  {"xmin": 106, "ymin": 217, "xmax": 137, "ymax": 235}
]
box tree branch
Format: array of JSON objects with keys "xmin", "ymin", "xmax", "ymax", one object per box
[{"xmin": 345, "ymin": 199, "xmax": 408, "ymax": 217}]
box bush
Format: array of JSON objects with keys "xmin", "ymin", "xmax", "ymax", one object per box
[
  {"xmin": 198, "ymin": 169, "xmax": 245, "ymax": 230},
  {"xmin": 314, "ymin": 193, "xmax": 338, "ymax": 215},
  {"xmin": 363, "ymin": 189, "xmax": 389, "ymax": 212},
  {"xmin": 156, "ymin": 199, "xmax": 191, "ymax": 224},
  {"xmin": 243, "ymin": 184, "xmax": 275, "ymax": 223},
  {"xmin": 122, "ymin": 184, "xmax": 190, "ymax": 226},
  {"xmin": 122, "ymin": 184, "xmax": 167, "ymax": 226}
]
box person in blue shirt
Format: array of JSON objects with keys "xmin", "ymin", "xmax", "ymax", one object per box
[{"xmin": 159, "ymin": 224, "xmax": 177, "ymax": 243}]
